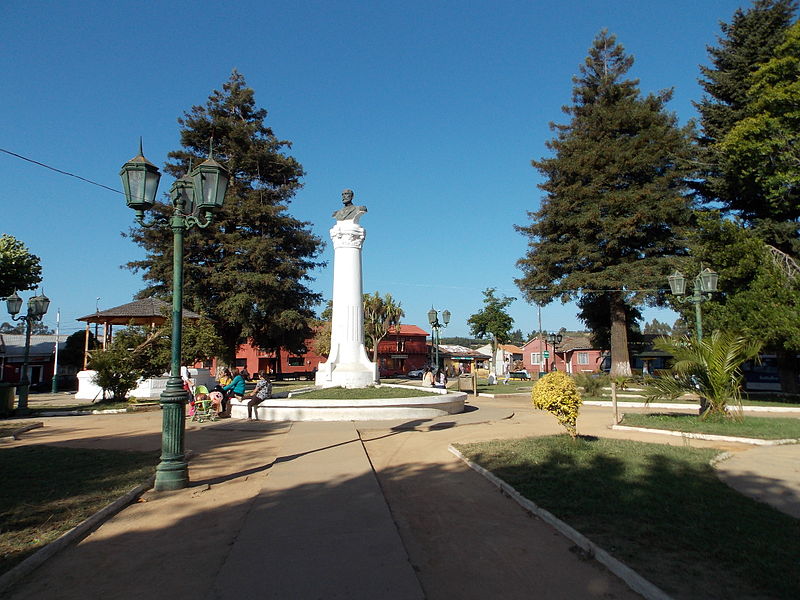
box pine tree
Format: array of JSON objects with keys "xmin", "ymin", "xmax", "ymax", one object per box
[
  {"xmin": 718, "ymin": 21, "xmax": 800, "ymax": 254},
  {"xmin": 127, "ymin": 71, "xmax": 324, "ymax": 362},
  {"xmin": 516, "ymin": 31, "xmax": 695, "ymax": 376},
  {"xmin": 695, "ymin": 0, "xmax": 796, "ymax": 210}
]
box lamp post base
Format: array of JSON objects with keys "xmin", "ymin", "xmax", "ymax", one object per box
[{"xmin": 154, "ymin": 377, "xmax": 189, "ymax": 491}]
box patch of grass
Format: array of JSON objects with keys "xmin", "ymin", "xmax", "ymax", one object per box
[
  {"xmin": 456, "ymin": 435, "xmax": 800, "ymax": 599},
  {"xmin": 28, "ymin": 402, "xmax": 132, "ymax": 414},
  {"xmin": 476, "ymin": 379, "xmax": 533, "ymax": 395},
  {"xmin": 0, "ymin": 446, "xmax": 157, "ymax": 574},
  {"xmin": 292, "ymin": 386, "xmax": 434, "ymax": 399},
  {"xmin": 621, "ymin": 412, "xmax": 800, "ymax": 439}
]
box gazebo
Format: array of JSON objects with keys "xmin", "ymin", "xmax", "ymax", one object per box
[{"xmin": 77, "ymin": 297, "xmax": 202, "ymax": 369}]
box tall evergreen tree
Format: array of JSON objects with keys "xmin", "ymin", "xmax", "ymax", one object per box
[
  {"xmin": 127, "ymin": 71, "xmax": 324, "ymax": 362},
  {"xmin": 695, "ymin": 0, "xmax": 796, "ymax": 210},
  {"xmin": 718, "ymin": 21, "xmax": 800, "ymax": 254},
  {"xmin": 516, "ymin": 31, "xmax": 695, "ymax": 376}
]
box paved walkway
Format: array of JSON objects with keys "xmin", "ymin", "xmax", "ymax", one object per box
[{"xmin": 2, "ymin": 396, "xmax": 799, "ymax": 599}]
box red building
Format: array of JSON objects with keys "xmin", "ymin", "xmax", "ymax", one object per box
[
  {"xmin": 204, "ymin": 323, "xmax": 430, "ymax": 380},
  {"xmin": 522, "ymin": 335, "xmax": 605, "ymax": 375},
  {"xmin": 375, "ymin": 324, "xmax": 429, "ymax": 377}
]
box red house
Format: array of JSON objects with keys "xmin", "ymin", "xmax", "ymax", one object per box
[
  {"xmin": 375, "ymin": 324, "xmax": 429, "ymax": 377},
  {"xmin": 203, "ymin": 323, "xmax": 430, "ymax": 380},
  {"xmin": 522, "ymin": 334, "xmax": 605, "ymax": 375}
]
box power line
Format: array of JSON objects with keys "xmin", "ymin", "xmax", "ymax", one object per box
[{"xmin": 0, "ymin": 147, "xmax": 124, "ymax": 196}]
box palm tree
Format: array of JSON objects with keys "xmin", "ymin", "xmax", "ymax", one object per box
[
  {"xmin": 363, "ymin": 292, "xmax": 405, "ymax": 367},
  {"xmin": 645, "ymin": 331, "xmax": 762, "ymax": 418}
]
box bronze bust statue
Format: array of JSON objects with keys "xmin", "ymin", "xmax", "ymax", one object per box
[{"xmin": 332, "ymin": 189, "xmax": 367, "ymax": 222}]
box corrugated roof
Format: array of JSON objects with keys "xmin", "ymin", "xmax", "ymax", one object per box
[
  {"xmin": 437, "ymin": 344, "xmax": 490, "ymax": 359},
  {"xmin": 0, "ymin": 334, "xmax": 69, "ymax": 357},
  {"xmin": 77, "ymin": 297, "xmax": 202, "ymax": 324}
]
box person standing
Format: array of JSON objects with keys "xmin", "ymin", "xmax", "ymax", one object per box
[{"xmin": 502, "ymin": 358, "xmax": 511, "ymax": 385}]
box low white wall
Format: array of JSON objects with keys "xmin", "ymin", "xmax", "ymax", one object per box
[
  {"xmin": 230, "ymin": 391, "xmax": 466, "ymax": 422},
  {"xmin": 76, "ymin": 368, "xmax": 215, "ymax": 401}
]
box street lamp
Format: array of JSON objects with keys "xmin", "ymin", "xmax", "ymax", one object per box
[
  {"xmin": 667, "ymin": 267, "xmax": 719, "ymax": 342},
  {"xmin": 5, "ymin": 290, "xmax": 50, "ymax": 414},
  {"xmin": 427, "ymin": 307, "xmax": 450, "ymax": 369},
  {"xmin": 120, "ymin": 140, "xmax": 229, "ymax": 491},
  {"xmin": 547, "ymin": 332, "xmax": 562, "ymax": 371}
]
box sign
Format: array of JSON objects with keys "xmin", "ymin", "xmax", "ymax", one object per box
[{"xmin": 543, "ymin": 351, "xmax": 550, "ymax": 358}]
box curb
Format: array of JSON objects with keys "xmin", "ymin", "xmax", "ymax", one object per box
[
  {"xmin": 448, "ymin": 444, "xmax": 673, "ymax": 600},
  {"xmin": 610, "ymin": 424, "xmax": 800, "ymax": 446},
  {"xmin": 0, "ymin": 477, "xmax": 154, "ymax": 596},
  {"xmin": 0, "ymin": 422, "xmax": 44, "ymax": 440},
  {"xmin": 584, "ymin": 400, "xmax": 800, "ymax": 413}
]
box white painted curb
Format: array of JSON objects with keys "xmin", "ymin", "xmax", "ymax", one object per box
[
  {"xmin": 448, "ymin": 444, "xmax": 673, "ymax": 600},
  {"xmin": 610, "ymin": 424, "xmax": 799, "ymax": 446},
  {"xmin": 0, "ymin": 477, "xmax": 154, "ymax": 595}
]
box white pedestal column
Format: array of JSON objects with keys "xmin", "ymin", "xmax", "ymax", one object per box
[{"xmin": 315, "ymin": 220, "xmax": 378, "ymax": 388}]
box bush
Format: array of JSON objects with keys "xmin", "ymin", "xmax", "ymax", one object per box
[
  {"xmin": 532, "ymin": 371, "xmax": 582, "ymax": 438},
  {"xmin": 572, "ymin": 372, "xmax": 604, "ymax": 396}
]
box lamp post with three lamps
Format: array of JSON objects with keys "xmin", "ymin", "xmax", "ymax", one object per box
[
  {"xmin": 427, "ymin": 308, "xmax": 450, "ymax": 370},
  {"xmin": 119, "ymin": 140, "xmax": 229, "ymax": 491},
  {"xmin": 5, "ymin": 291, "xmax": 50, "ymax": 415},
  {"xmin": 667, "ymin": 268, "xmax": 719, "ymax": 342}
]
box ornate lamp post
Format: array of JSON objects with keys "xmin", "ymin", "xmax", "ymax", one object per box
[
  {"xmin": 5, "ymin": 291, "xmax": 50, "ymax": 414},
  {"xmin": 547, "ymin": 332, "xmax": 562, "ymax": 370},
  {"xmin": 119, "ymin": 140, "xmax": 229, "ymax": 491},
  {"xmin": 667, "ymin": 268, "xmax": 719, "ymax": 342},
  {"xmin": 427, "ymin": 307, "xmax": 450, "ymax": 369}
]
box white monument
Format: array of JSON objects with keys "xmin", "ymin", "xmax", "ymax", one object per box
[{"xmin": 315, "ymin": 189, "xmax": 379, "ymax": 388}]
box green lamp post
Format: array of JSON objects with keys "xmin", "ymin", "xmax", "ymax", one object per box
[
  {"xmin": 119, "ymin": 140, "xmax": 229, "ymax": 491},
  {"xmin": 5, "ymin": 291, "xmax": 50, "ymax": 415},
  {"xmin": 427, "ymin": 307, "xmax": 450, "ymax": 369},
  {"xmin": 667, "ymin": 267, "xmax": 719, "ymax": 342}
]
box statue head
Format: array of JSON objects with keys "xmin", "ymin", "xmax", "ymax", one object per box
[{"xmin": 342, "ymin": 189, "xmax": 354, "ymax": 205}]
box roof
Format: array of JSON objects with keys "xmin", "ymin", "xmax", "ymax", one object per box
[
  {"xmin": 77, "ymin": 298, "xmax": 202, "ymax": 324},
  {"xmin": 387, "ymin": 324, "xmax": 428, "ymax": 337},
  {"xmin": 0, "ymin": 334, "xmax": 69, "ymax": 358},
  {"xmin": 558, "ymin": 336, "xmax": 595, "ymax": 352},
  {"xmin": 498, "ymin": 343, "xmax": 524, "ymax": 353},
  {"xmin": 437, "ymin": 344, "xmax": 490, "ymax": 359}
]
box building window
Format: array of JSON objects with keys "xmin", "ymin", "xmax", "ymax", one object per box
[
  {"xmin": 530, "ymin": 352, "xmax": 541, "ymax": 365},
  {"xmin": 577, "ymin": 352, "xmax": 589, "ymax": 365},
  {"xmin": 287, "ymin": 357, "xmax": 304, "ymax": 367}
]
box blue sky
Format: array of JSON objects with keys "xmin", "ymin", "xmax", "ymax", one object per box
[{"xmin": 1, "ymin": 0, "xmax": 747, "ymax": 339}]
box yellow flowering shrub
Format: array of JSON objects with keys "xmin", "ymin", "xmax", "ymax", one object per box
[{"xmin": 531, "ymin": 371, "xmax": 582, "ymax": 438}]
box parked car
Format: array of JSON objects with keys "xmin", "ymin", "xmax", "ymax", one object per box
[{"xmin": 406, "ymin": 369, "xmax": 424, "ymax": 379}]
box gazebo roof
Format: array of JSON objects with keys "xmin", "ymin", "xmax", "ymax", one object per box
[{"xmin": 77, "ymin": 297, "xmax": 203, "ymax": 325}]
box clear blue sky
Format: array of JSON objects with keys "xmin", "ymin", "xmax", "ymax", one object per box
[{"xmin": 1, "ymin": 0, "xmax": 746, "ymax": 339}]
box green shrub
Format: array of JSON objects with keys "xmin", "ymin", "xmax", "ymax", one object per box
[
  {"xmin": 572, "ymin": 372, "xmax": 604, "ymax": 396},
  {"xmin": 532, "ymin": 371, "xmax": 582, "ymax": 438}
]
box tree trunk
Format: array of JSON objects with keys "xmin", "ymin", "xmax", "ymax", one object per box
[
  {"xmin": 609, "ymin": 293, "xmax": 632, "ymax": 377},
  {"xmin": 776, "ymin": 349, "xmax": 799, "ymax": 395}
]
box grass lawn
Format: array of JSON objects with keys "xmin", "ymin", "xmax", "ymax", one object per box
[
  {"xmin": 456, "ymin": 435, "xmax": 800, "ymax": 599},
  {"xmin": 291, "ymin": 386, "xmax": 435, "ymax": 399},
  {"xmin": 0, "ymin": 446, "xmax": 157, "ymax": 575},
  {"xmin": 621, "ymin": 412, "xmax": 800, "ymax": 439},
  {"xmin": 476, "ymin": 379, "xmax": 533, "ymax": 395},
  {"xmin": 28, "ymin": 402, "xmax": 132, "ymax": 414}
]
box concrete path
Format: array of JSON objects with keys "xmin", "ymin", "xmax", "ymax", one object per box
[{"xmin": 2, "ymin": 396, "xmax": 799, "ymax": 599}]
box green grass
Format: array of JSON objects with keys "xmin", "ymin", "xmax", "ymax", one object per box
[
  {"xmin": 621, "ymin": 412, "xmax": 800, "ymax": 439},
  {"xmin": 28, "ymin": 402, "xmax": 133, "ymax": 414},
  {"xmin": 476, "ymin": 379, "xmax": 533, "ymax": 395},
  {"xmin": 291, "ymin": 386, "xmax": 435, "ymax": 399},
  {"xmin": 456, "ymin": 435, "xmax": 800, "ymax": 599},
  {"xmin": 586, "ymin": 394, "xmax": 800, "ymax": 408},
  {"xmin": 0, "ymin": 446, "xmax": 157, "ymax": 574}
]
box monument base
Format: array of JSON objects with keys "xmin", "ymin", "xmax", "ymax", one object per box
[{"xmin": 315, "ymin": 360, "xmax": 378, "ymax": 388}]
